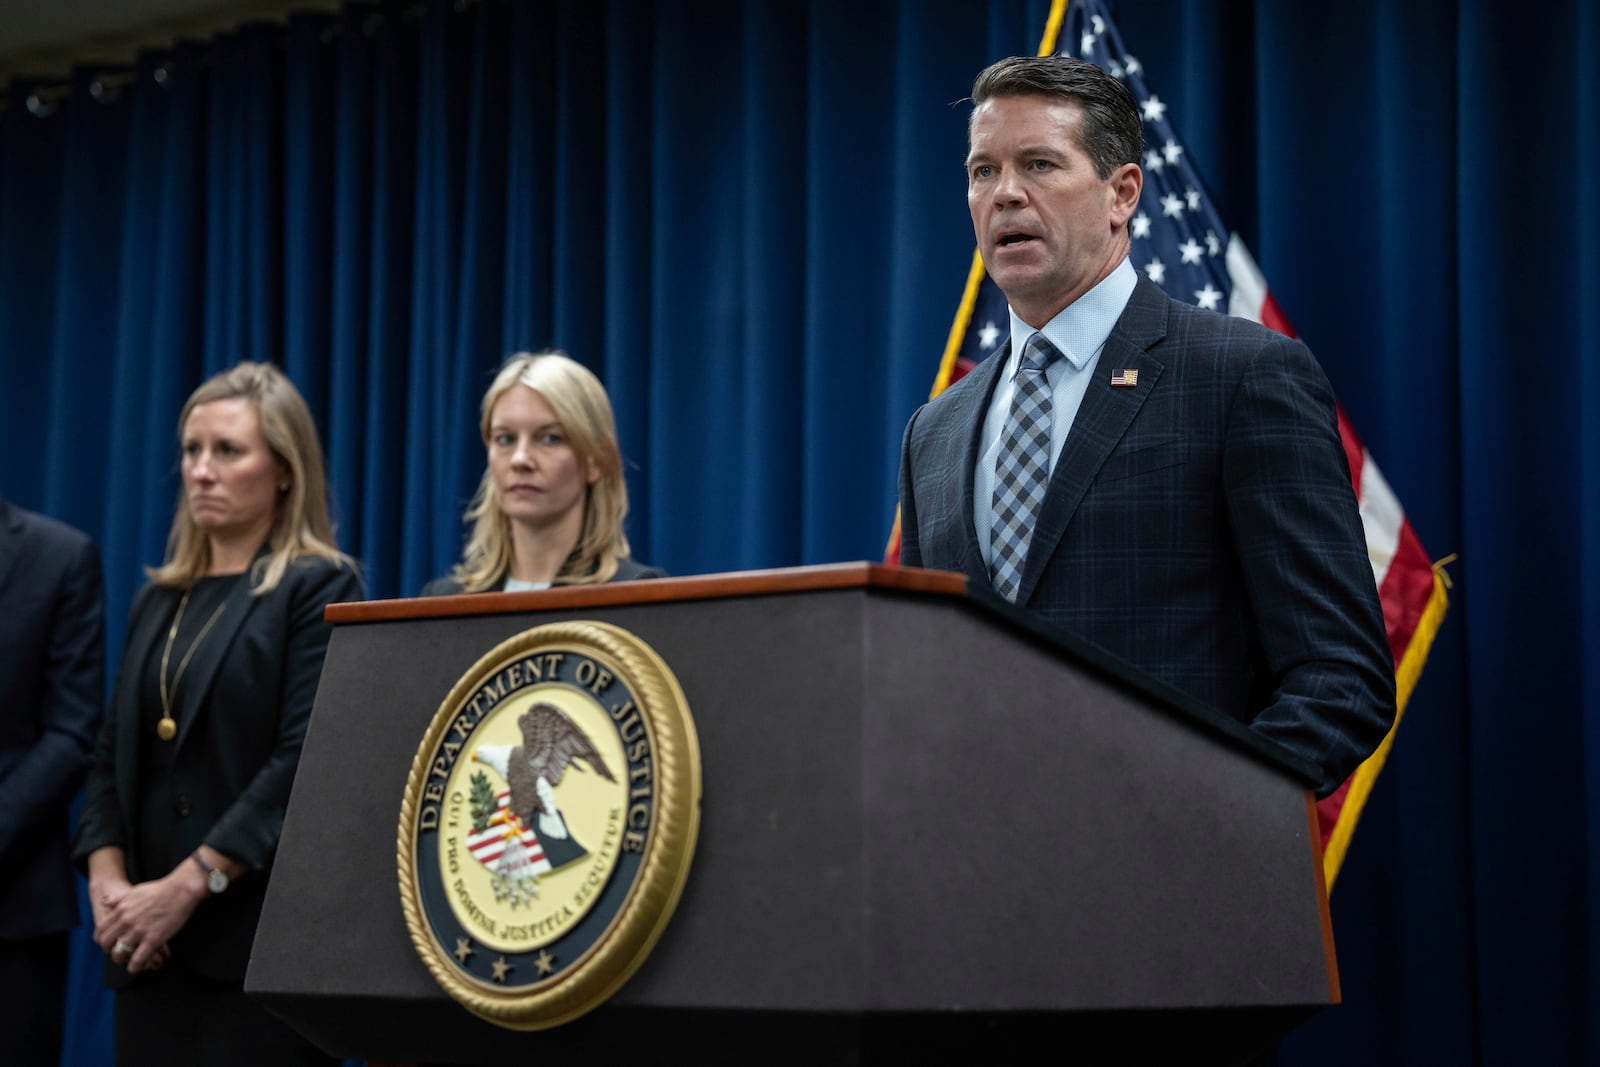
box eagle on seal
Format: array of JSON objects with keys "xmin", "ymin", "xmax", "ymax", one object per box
[{"xmin": 474, "ymin": 702, "xmax": 617, "ymax": 851}]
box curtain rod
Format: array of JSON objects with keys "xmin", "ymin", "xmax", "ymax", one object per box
[
  {"xmin": 0, "ymin": 0, "xmax": 491, "ymax": 116},
  {"xmin": 0, "ymin": 0, "xmax": 351, "ymax": 85}
]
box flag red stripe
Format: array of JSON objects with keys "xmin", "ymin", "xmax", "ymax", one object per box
[
  {"xmin": 465, "ymin": 790, "xmax": 549, "ymax": 864},
  {"xmin": 1259, "ymin": 289, "xmax": 1296, "ymax": 338},
  {"xmin": 1317, "ymin": 780, "xmax": 1349, "ymax": 841},
  {"xmin": 1378, "ymin": 522, "xmax": 1438, "ymax": 665},
  {"xmin": 1336, "ymin": 407, "xmax": 1367, "ymax": 498}
]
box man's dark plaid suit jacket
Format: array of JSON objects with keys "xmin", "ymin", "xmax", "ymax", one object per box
[{"xmin": 897, "ymin": 276, "xmax": 1396, "ymax": 796}]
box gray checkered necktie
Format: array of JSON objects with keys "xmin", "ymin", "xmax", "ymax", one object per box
[{"xmin": 990, "ymin": 333, "xmax": 1060, "ymax": 602}]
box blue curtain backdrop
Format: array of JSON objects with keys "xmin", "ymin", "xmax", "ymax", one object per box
[{"xmin": 0, "ymin": 0, "xmax": 1594, "ymax": 1063}]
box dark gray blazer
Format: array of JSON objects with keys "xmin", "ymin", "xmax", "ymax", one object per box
[
  {"xmin": 0, "ymin": 500, "xmax": 104, "ymax": 938},
  {"xmin": 898, "ymin": 276, "xmax": 1395, "ymax": 796},
  {"xmin": 72, "ymin": 555, "xmax": 363, "ymax": 982},
  {"xmin": 419, "ymin": 556, "xmax": 665, "ymax": 596}
]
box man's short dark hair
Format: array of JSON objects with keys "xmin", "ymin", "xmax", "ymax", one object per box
[{"xmin": 970, "ymin": 55, "xmax": 1143, "ymax": 180}]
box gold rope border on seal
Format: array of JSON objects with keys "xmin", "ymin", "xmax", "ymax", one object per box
[{"xmin": 396, "ymin": 620, "xmax": 702, "ymax": 1030}]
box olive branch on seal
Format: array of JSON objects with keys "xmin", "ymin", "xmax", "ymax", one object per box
[{"xmin": 468, "ymin": 770, "xmax": 497, "ymax": 834}]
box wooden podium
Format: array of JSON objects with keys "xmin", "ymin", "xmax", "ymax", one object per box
[{"xmin": 245, "ymin": 564, "xmax": 1338, "ymax": 1064}]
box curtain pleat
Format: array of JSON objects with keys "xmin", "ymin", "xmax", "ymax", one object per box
[
  {"xmin": 2, "ymin": 1, "xmax": 1595, "ymax": 1063},
  {"xmin": 445, "ymin": 0, "xmax": 508, "ymax": 540},
  {"xmin": 1582, "ymin": 0, "xmax": 1600, "ymax": 1049},
  {"xmin": 735, "ymin": 1, "xmax": 808, "ymax": 565},
  {"xmin": 0, "ymin": 81, "xmax": 66, "ymax": 510},
  {"xmin": 43, "ymin": 71, "xmax": 129, "ymax": 530},
  {"xmin": 355, "ymin": 8, "xmax": 418, "ymax": 589},
  {"xmin": 327, "ymin": 4, "xmax": 375, "ymax": 562},
  {"xmin": 282, "ymin": 12, "xmax": 338, "ymax": 419},
  {"xmin": 1455, "ymin": 3, "xmax": 1587, "ymax": 1063}
]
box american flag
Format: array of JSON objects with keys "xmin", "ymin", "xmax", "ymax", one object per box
[
  {"xmin": 466, "ymin": 790, "xmax": 551, "ymax": 874},
  {"xmin": 897, "ymin": 0, "xmax": 1449, "ymax": 888}
]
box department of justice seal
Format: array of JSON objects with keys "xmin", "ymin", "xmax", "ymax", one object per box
[{"xmin": 398, "ymin": 621, "xmax": 701, "ymax": 1029}]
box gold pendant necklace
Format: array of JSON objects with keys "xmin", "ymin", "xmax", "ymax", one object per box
[{"xmin": 158, "ymin": 585, "xmax": 228, "ymax": 742}]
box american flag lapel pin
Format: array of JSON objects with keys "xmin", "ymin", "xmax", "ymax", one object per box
[{"xmin": 1110, "ymin": 368, "xmax": 1138, "ymax": 387}]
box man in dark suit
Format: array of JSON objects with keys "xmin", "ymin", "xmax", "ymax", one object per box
[
  {"xmin": 897, "ymin": 56, "xmax": 1395, "ymax": 796},
  {"xmin": 0, "ymin": 498, "xmax": 105, "ymax": 1065}
]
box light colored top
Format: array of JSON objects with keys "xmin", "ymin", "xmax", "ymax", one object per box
[
  {"xmin": 503, "ymin": 577, "xmax": 552, "ymax": 593},
  {"xmin": 975, "ymin": 257, "xmax": 1138, "ymax": 573}
]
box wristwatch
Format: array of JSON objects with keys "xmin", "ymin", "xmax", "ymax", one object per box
[{"xmin": 191, "ymin": 851, "xmax": 230, "ymax": 894}]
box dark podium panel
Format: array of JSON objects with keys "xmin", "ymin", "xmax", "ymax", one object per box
[{"xmin": 247, "ymin": 564, "xmax": 1337, "ymax": 1065}]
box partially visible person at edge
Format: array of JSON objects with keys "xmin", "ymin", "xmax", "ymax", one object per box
[
  {"xmin": 896, "ymin": 55, "xmax": 1395, "ymax": 797},
  {"xmin": 421, "ymin": 351, "xmax": 664, "ymax": 596},
  {"xmin": 73, "ymin": 361, "xmax": 362, "ymax": 1066},
  {"xmin": 0, "ymin": 499, "xmax": 104, "ymax": 1067}
]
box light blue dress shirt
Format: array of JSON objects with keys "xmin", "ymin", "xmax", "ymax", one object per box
[
  {"xmin": 503, "ymin": 577, "xmax": 552, "ymax": 592},
  {"xmin": 975, "ymin": 257, "xmax": 1139, "ymax": 573}
]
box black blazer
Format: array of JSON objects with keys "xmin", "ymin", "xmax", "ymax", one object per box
[
  {"xmin": 418, "ymin": 555, "xmax": 665, "ymax": 596},
  {"xmin": 899, "ymin": 277, "xmax": 1395, "ymax": 796},
  {"xmin": 72, "ymin": 554, "xmax": 363, "ymax": 982},
  {"xmin": 0, "ymin": 500, "xmax": 104, "ymax": 939}
]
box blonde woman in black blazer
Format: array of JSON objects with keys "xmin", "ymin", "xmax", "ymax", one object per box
[
  {"xmin": 73, "ymin": 363, "xmax": 361, "ymax": 1066},
  {"xmin": 422, "ymin": 351, "xmax": 662, "ymax": 596}
]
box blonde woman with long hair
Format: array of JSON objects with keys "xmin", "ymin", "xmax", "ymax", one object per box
[
  {"xmin": 422, "ymin": 351, "xmax": 662, "ymax": 594},
  {"xmin": 74, "ymin": 361, "xmax": 360, "ymax": 1065}
]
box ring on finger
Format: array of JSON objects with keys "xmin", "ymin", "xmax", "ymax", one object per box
[{"xmin": 112, "ymin": 939, "xmax": 133, "ymax": 957}]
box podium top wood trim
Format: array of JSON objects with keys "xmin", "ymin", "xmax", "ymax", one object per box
[
  {"xmin": 325, "ymin": 562, "xmax": 964, "ymax": 624},
  {"xmin": 323, "ymin": 560, "xmax": 1320, "ymax": 790}
]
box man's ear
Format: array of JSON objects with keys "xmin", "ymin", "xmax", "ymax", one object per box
[{"xmin": 1109, "ymin": 161, "xmax": 1143, "ymax": 228}]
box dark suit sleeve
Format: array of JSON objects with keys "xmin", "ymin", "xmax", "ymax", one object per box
[
  {"xmin": 0, "ymin": 534, "xmax": 104, "ymax": 863},
  {"xmin": 204, "ymin": 560, "xmax": 365, "ymax": 869},
  {"xmin": 1223, "ymin": 336, "xmax": 1397, "ymax": 796},
  {"xmin": 73, "ymin": 586, "xmax": 157, "ymax": 865},
  {"xmin": 896, "ymin": 406, "xmax": 925, "ymax": 568}
]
